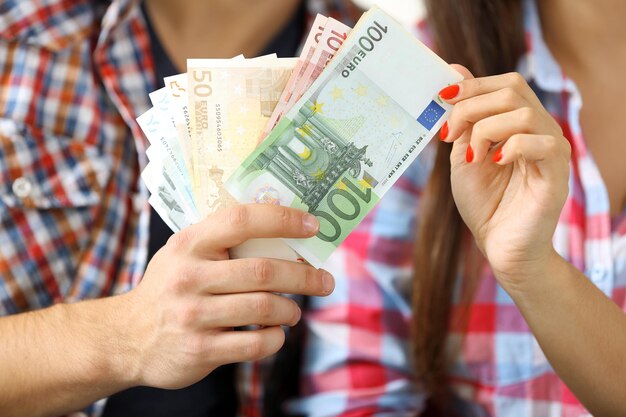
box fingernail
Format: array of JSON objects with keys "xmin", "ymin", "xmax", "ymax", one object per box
[
  {"xmin": 493, "ymin": 148, "xmax": 503, "ymax": 163},
  {"xmin": 466, "ymin": 144, "xmax": 474, "ymax": 163},
  {"xmin": 303, "ymin": 214, "xmax": 319, "ymax": 234},
  {"xmin": 439, "ymin": 121, "xmax": 449, "ymax": 141},
  {"xmin": 321, "ymin": 270, "xmax": 334, "ymax": 294},
  {"xmin": 439, "ymin": 84, "xmax": 460, "ymax": 100}
]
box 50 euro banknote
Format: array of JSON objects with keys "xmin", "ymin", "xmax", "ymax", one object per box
[
  {"xmin": 226, "ymin": 7, "xmax": 462, "ymax": 267},
  {"xmin": 185, "ymin": 56, "xmax": 302, "ymax": 261},
  {"xmin": 187, "ymin": 57, "xmax": 297, "ymax": 218}
]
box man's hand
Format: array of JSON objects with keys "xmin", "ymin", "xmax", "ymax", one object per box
[
  {"xmin": 120, "ymin": 204, "xmax": 334, "ymax": 389},
  {"xmin": 0, "ymin": 204, "xmax": 334, "ymax": 417}
]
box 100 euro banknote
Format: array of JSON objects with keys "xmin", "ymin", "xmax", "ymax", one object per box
[{"xmin": 226, "ymin": 7, "xmax": 462, "ymax": 267}]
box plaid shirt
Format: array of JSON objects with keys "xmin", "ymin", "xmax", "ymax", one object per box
[
  {"xmin": 291, "ymin": 0, "xmax": 626, "ymax": 416},
  {"xmin": 0, "ymin": 0, "xmax": 352, "ymax": 416}
]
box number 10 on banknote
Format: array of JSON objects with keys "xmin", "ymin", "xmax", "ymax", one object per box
[{"xmin": 226, "ymin": 7, "xmax": 462, "ymax": 267}]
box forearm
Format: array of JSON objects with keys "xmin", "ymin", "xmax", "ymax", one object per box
[
  {"xmin": 504, "ymin": 252, "xmax": 626, "ymax": 416},
  {"xmin": 0, "ymin": 294, "xmax": 139, "ymax": 417}
]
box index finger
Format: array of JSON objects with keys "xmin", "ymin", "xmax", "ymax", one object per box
[
  {"xmin": 194, "ymin": 204, "xmax": 319, "ymax": 253},
  {"xmin": 439, "ymin": 69, "xmax": 543, "ymax": 110}
]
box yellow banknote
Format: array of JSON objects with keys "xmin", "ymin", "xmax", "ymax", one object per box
[{"xmin": 187, "ymin": 57, "xmax": 296, "ymax": 217}]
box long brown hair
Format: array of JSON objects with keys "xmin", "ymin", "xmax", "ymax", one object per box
[{"xmin": 412, "ymin": 0, "xmax": 525, "ymax": 414}]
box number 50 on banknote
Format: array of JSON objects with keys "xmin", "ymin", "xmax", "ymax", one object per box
[{"xmin": 226, "ymin": 7, "xmax": 462, "ymax": 267}]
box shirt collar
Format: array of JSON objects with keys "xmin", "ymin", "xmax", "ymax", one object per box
[
  {"xmin": 98, "ymin": 0, "xmax": 139, "ymax": 45},
  {"xmin": 0, "ymin": 0, "xmax": 139, "ymax": 51},
  {"xmin": 0, "ymin": 0, "xmax": 96, "ymax": 50}
]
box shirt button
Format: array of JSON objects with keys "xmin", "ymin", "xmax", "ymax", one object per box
[
  {"xmin": 590, "ymin": 266, "xmax": 606, "ymax": 283},
  {"xmin": 133, "ymin": 193, "xmax": 146, "ymax": 213},
  {"xmin": 12, "ymin": 177, "xmax": 33, "ymax": 198}
]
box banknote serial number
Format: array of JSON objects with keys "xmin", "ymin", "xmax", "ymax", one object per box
[
  {"xmin": 215, "ymin": 104, "xmax": 223, "ymax": 152},
  {"xmin": 183, "ymin": 106, "xmax": 191, "ymax": 137},
  {"xmin": 386, "ymin": 136, "xmax": 424, "ymax": 179}
]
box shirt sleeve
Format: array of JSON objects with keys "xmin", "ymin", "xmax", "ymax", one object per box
[{"xmin": 287, "ymin": 146, "xmax": 435, "ymax": 416}]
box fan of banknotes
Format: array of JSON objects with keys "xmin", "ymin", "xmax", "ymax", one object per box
[{"xmin": 138, "ymin": 7, "xmax": 462, "ymax": 267}]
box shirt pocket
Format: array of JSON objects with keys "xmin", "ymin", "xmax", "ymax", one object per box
[{"xmin": 0, "ymin": 118, "xmax": 111, "ymax": 210}]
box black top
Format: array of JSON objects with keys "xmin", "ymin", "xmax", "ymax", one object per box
[{"xmin": 102, "ymin": 2, "xmax": 306, "ymax": 416}]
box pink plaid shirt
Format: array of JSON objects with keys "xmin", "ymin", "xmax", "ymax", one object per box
[{"xmin": 291, "ymin": 0, "xmax": 626, "ymax": 416}]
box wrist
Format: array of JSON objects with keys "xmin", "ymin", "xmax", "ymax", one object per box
[
  {"xmin": 493, "ymin": 247, "xmax": 565, "ymax": 297},
  {"xmin": 62, "ymin": 294, "xmax": 142, "ymax": 390}
]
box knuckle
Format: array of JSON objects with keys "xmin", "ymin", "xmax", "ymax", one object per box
[
  {"xmin": 500, "ymin": 87, "xmax": 519, "ymax": 107},
  {"xmin": 451, "ymin": 100, "xmax": 467, "ymax": 122},
  {"xmin": 542, "ymin": 135, "xmax": 561, "ymax": 156},
  {"xmin": 252, "ymin": 259, "xmax": 273, "ymax": 287},
  {"xmin": 254, "ymin": 293, "xmax": 274, "ymax": 319},
  {"xmin": 518, "ymin": 107, "xmax": 536, "ymax": 126},
  {"xmin": 509, "ymin": 133, "xmax": 524, "ymax": 146},
  {"xmin": 178, "ymin": 303, "xmax": 200, "ymax": 327},
  {"xmin": 166, "ymin": 229, "xmax": 193, "ymax": 252},
  {"xmin": 506, "ymin": 72, "xmax": 526, "ymax": 89},
  {"xmin": 227, "ymin": 205, "xmax": 250, "ymax": 228},
  {"xmin": 170, "ymin": 263, "xmax": 200, "ymax": 294},
  {"xmin": 471, "ymin": 119, "xmax": 486, "ymax": 138},
  {"xmin": 276, "ymin": 205, "xmax": 297, "ymax": 229}
]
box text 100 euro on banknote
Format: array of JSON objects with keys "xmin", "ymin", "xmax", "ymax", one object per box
[{"xmin": 226, "ymin": 7, "xmax": 462, "ymax": 267}]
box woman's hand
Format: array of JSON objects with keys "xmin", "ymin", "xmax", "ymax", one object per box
[
  {"xmin": 119, "ymin": 204, "xmax": 334, "ymax": 390},
  {"xmin": 440, "ymin": 65, "xmax": 571, "ymax": 291}
]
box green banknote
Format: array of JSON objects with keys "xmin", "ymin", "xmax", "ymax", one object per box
[{"xmin": 226, "ymin": 7, "xmax": 463, "ymax": 267}]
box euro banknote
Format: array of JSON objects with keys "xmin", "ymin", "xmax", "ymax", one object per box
[
  {"xmin": 262, "ymin": 14, "xmax": 328, "ymax": 138},
  {"xmin": 285, "ymin": 17, "xmax": 351, "ymax": 111},
  {"xmin": 225, "ymin": 6, "xmax": 462, "ymax": 267},
  {"xmin": 138, "ymin": 107, "xmax": 199, "ymax": 223},
  {"xmin": 187, "ymin": 57, "xmax": 297, "ymax": 218}
]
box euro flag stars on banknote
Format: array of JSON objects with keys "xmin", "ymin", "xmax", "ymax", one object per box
[{"xmin": 225, "ymin": 7, "xmax": 462, "ymax": 267}]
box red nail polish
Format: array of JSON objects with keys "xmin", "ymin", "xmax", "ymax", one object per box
[
  {"xmin": 493, "ymin": 148, "xmax": 503, "ymax": 163},
  {"xmin": 439, "ymin": 84, "xmax": 460, "ymax": 100},
  {"xmin": 466, "ymin": 144, "xmax": 474, "ymax": 163},
  {"xmin": 439, "ymin": 121, "xmax": 448, "ymax": 141}
]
